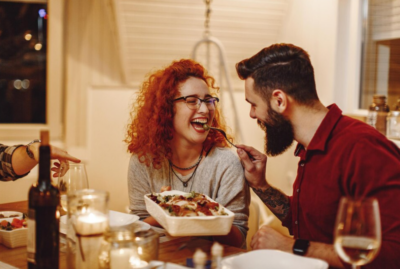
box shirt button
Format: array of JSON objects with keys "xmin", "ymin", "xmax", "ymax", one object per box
[
  {"xmin": 297, "ymin": 189, "xmax": 300, "ymax": 193},
  {"xmin": 300, "ymin": 162, "xmax": 305, "ymax": 167},
  {"xmin": 295, "ymin": 221, "xmax": 298, "ymax": 225}
]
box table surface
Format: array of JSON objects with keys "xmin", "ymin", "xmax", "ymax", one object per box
[{"xmin": 0, "ymin": 201, "xmax": 246, "ymax": 269}]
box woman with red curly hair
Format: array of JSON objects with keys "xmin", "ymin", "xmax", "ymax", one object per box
[{"xmin": 126, "ymin": 59, "xmax": 249, "ymax": 248}]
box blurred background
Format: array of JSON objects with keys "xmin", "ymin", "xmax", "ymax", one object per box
[{"xmin": 1, "ymin": 0, "xmax": 400, "ymax": 242}]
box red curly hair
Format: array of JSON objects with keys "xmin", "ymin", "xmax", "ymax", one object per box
[{"xmin": 125, "ymin": 59, "xmax": 233, "ymax": 168}]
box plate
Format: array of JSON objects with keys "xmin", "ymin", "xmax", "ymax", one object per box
[
  {"xmin": 221, "ymin": 250, "xmax": 329, "ymax": 269},
  {"xmin": 109, "ymin": 210, "xmax": 140, "ymax": 227},
  {"xmin": 144, "ymin": 190, "xmax": 234, "ymax": 236}
]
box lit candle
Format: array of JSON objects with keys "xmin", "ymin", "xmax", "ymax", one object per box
[
  {"xmin": 74, "ymin": 211, "xmax": 108, "ymax": 269},
  {"xmin": 75, "ymin": 212, "xmax": 108, "ymax": 235},
  {"xmin": 110, "ymin": 248, "xmax": 135, "ymax": 269},
  {"xmin": 129, "ymin": 256, "xmax": 149, "ymax": 269}
]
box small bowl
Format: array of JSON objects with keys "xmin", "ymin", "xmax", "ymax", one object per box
[
  {"xmin": 0, "ymin": 211, "xmax": 27, "ymax": 248},
  {"xmin": 0, "ymin": 228, "xmax": 27, "ymax": 248},
  {"xmin": 0, "ymin": 211, "xmax": 23, "ymax": 223}
]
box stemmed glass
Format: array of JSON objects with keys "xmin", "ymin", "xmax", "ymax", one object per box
[
  {"xmin": 58, "ymin": 162, "xmax": 89, "ymax": 213},
  {"xmin": 334, "ymin": 197, "xmax": 381, "ymax": 269},
  {"xmin": 58, "ymin": 162, "xmax": 89, "ymax": 252}
]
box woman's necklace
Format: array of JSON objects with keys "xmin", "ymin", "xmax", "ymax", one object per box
[{"xmin": 169, "ymin": 149, "xmax": 203, "ymax": 188}]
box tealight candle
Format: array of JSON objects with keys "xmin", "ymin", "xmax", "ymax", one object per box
[
  {"xmin": 75, "ymin": 212, "xmax": 108, "ymax": 235},
  {"xmin": 110, "ymin": 248, "xmax": 136, "ymax": 269},
  {"xmin": 129, "ymin": 256, "xmax": 148, "ymax": 269},
  {"xmin": 66, "ymin": 189, "xmax": 109, "ymax": 269}
]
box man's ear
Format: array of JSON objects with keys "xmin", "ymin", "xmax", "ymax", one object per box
[{"xmin": 270, "ymin": 89, "xmax": 288, "ymax": 113}]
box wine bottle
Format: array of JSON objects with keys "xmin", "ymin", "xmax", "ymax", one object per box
[{"xmin": 27, "ymin": 130, "xmax": 60, "ymax": 269}]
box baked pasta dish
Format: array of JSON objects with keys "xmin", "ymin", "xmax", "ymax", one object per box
[{"xmin": 147, "ymin": 191, "xmax": 228, "ymax": 217}]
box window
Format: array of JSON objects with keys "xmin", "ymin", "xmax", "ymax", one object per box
[
  {"xmin": 0, "ymin": 0, "xmax": 63, "ymax": 141},
  {"xmin": 0, "ymin": 1, "xmax": 47, "ymax": 123},
  {"xmin": 360, "ymin": 0, "xmax": 400, "ymax": 109}
]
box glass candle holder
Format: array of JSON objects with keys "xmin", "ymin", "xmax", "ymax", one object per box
[
  {"xmin": 99, "ymin": 224, "xmax": 144, "ymax": 269},
  {"xmin": 66, "ymin": 189, "xmax": 109, "ymax": 269},
  {"xmin": 134, "ymin": 229, "xmax": 159, "ymax": 263}
]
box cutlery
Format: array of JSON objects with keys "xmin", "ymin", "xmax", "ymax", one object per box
[
  {"xmin": 203, "ymin": 124, "xmax": 255, "ymax": 160},
  {"xmin": 203, "ymin": 124, "xmax": 237, "ymax": 148}
]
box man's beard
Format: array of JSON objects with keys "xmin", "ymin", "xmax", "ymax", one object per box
[{"xmin": 257, "ymin": 107, "xmax": 294, "ymax": 156}]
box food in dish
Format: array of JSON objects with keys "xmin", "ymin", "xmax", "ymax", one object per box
[
  {"xmin": 0, "ymin": 211, "xmax": 26, "ymax": 231},
  {"xmin": 147, "ymin": 191, "xmax": 228, "ymax": 217},
  {"xmin": 144, "ymin": 190, "xmax": 234, "ymax": 236}
]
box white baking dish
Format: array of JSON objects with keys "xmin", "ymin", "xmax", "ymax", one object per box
[{"xmin": 144, "ymin": 190, "xmax": 234, "ymax": 236}]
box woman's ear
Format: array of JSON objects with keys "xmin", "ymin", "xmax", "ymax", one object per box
[{"xmin": 270, "ymin": 89, "xmax": 288, "ymax": 113}]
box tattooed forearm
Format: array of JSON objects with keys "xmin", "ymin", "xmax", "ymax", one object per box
[{"xmin": 252, "ymin": 186, "xmax": 290, "ymax": 220}]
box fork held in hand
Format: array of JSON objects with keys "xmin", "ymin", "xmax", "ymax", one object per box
[
  {"xmin": 203, "ymin": 124, "xmax": 255, "ymax": 160},
  {"xmin": 203, "ymin": 124, "xmax": 237, "ymax": 148}
]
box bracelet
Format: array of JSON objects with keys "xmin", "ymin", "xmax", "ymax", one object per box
[{"xmin": 26, "ymin": 139, "xmax": 41, "ymax": 159}]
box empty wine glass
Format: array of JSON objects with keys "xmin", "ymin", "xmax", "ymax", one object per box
[
  {"xmin": 58, "ymin": 162, "xmax": 89, "ymax": 213},
  {"xmin": 58, "ymin": 162, "xmax": 89, "ymax": 252},
  {"xmin": 334, "ymin": 197, "xmax": 381, "ymax": 269}
]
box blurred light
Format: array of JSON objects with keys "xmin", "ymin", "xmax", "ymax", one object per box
[
  {"xmin": 25, "ymin": 33, "xmax": 32, "ymax": 41},
  {"xmin": 14, "ymin": 80, "xmax": 22, "ymax": 90},
  {"xmin": 38, "ymin": 9, "xmax": 46, "ymax": 18},
  {"xmin": 22, "ymin": 79, "xmax": 30, "ymax": 89},
  {"xmin": 34, "ymin": 43, "xmax": 42, "ymax": 51},
  {"xmin": 44, "ymin": 14, "xmax": 48, "ymax": 20}
]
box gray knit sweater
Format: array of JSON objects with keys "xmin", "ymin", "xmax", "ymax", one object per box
[{"xmin": 127, "ymin": 147, "xmax": 250, "ymax": 241}]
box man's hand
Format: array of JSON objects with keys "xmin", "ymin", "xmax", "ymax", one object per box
[
  {"xmin": 251, "ymin": 225, "xmax": 294, "ymax": 252},
  {"xmin": 236, "ymin": 144, "xmax": 268, "ymax": 190}
]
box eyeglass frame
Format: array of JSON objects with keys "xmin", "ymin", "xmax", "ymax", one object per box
[{"xmin": 172, "ymin": 95, "xmax": 220, "ymax": 110}]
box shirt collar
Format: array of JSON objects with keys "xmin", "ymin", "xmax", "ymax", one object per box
[{"xmin": 294, "ymin": 104, "xmax": 342, "ymax": 156}]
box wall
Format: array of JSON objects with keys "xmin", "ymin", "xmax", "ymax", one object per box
[{"xmin": 2, "ymin": 1, "xmax": 362, "ymax": 219}]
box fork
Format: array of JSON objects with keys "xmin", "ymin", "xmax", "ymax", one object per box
[
  {"xmin": 203, "ymin": 124, "xmax": 256, "ymax": 160},
  {"xmin": 203, "ymin": 124, "xmax": 237, "ymax": 148}
]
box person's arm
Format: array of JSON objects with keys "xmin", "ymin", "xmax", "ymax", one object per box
[
  {"xmin": 236, "ymin": 144, "xmax": 290, "ymax": 221},
  {"xmin": 251, "ymin": 226, "xmax": 345, "ymax": 268},
  {"xmin": 127, "ymin": 155, "xmax": 154, "ymax": 219},
  {"xmin": 12, "ymin": 141, "xmax": 80, "ymax": 177}
]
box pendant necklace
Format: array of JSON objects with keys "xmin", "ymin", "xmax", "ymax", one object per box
[
  {"xmin": 169, "ymin": 149, "xmax": 203, "ymax": 188},
  {"xmin": 170, "ymin": 150, "xmax": 203, "ymax": 170}
]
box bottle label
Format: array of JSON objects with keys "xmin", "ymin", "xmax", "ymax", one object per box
[{"xmin": 27, "ymin": 208, "xmax": 36, "ymax": 263}]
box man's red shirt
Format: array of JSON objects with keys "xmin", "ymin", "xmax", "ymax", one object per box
[{"xmin": 282, "ymin": 104, "xmax": 400, "ymax": 268}]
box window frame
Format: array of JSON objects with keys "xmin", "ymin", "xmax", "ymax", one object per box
[{"xmin": 0, "ymin": 0, "xmax": 64, "ymax": 142}]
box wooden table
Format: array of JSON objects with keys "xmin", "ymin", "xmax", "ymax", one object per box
[{"xmin": 0, "ymin": 201, "xmax": 246, "ymax": 268}]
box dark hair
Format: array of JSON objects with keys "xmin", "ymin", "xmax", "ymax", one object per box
[{"xmin": 235, "ymin": 43, "xmax": 319, "ymax": 105}]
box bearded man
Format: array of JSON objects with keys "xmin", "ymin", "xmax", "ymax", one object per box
[{"xmin": 235, "ymin": 43, "xmax": 400, "ymax": 269}]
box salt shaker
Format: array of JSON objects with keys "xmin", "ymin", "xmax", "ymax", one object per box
[
  {"xmin": 193, "ymin": 248, "xmax": 207, "ymax": 269},
  {"xmin": 211, "ymin": 242, "xmax": 223, "ymax": 269}
]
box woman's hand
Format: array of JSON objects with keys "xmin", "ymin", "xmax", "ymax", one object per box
[{"xmin": 160, "ymin": 186, "xmax": 171, "ymax": 192}]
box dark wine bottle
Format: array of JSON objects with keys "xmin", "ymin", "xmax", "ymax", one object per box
[{"xmin": 27, "ymin": 130, "xmax": 60, "ymax": 269}]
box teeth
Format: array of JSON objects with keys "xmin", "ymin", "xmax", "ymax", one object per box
[{"xmin": 191, "ymin": 119, "xmax": 207, "ymax": 124}]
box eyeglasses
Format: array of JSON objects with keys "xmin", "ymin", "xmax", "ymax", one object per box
[{"xmin": 173, "ymin": 96, "xmax": 219, "ymax": 111}]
